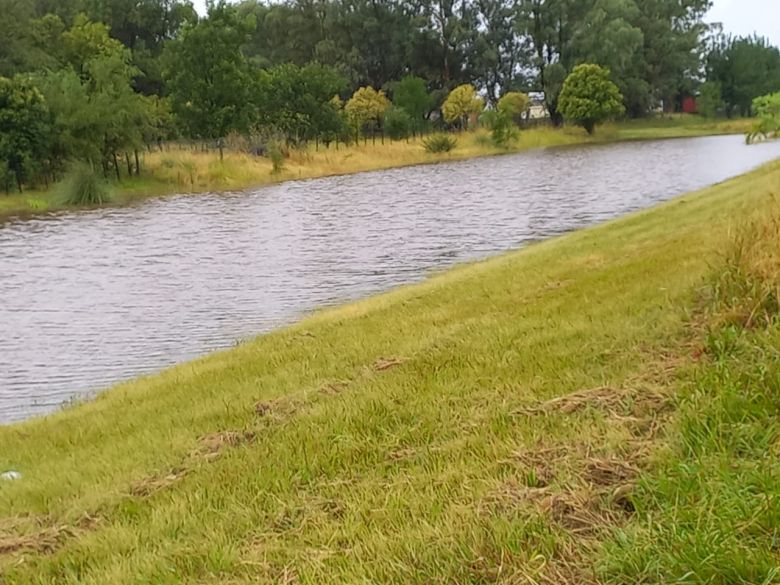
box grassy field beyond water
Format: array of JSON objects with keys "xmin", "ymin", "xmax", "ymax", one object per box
[
  {"xmin": 1, "ymin": 159, "xmax": 779, "ymax": 583},
  {"xmin": 0, "ymin": 116, "xmax": 754, "ymax": 223}
]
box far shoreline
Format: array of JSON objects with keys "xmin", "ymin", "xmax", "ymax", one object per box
[{"xmin": 0, "ymin": 116, "xmax": 753, "ymax": 225}]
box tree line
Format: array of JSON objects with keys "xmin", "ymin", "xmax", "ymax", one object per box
[{"xmin": 1, "ymin": 0, "xmax": 779, "ymax": 193}]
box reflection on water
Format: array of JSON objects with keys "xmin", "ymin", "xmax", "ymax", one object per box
[{"xmin": 1, "ymin": 134, "xmax": 779, "ymax": 423}]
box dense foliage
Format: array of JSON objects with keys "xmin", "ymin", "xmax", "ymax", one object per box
[
  {"xmin": 481, "ymin": 91, "xmax": 530, "ymax": 145},
  {"xmin": 441, "ymin": 84, "xmax": 484, "ymax": 128},
  {"xmin": 747, "ymin": 92, "xmax": 780, "ymax": 143},
  {"xmin": 0, "ymin": 0, "xmax": 779, "ymax": 193},
  {"xmin": 558, "ymin": 64, "xmax": 625, "ymax": 133},
  {"xmin": 706, "ymin": 35, "xmax": 780, "ymax": 118}
]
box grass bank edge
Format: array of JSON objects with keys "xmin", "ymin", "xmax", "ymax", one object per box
[
  {"xmin": 0, "ymin": 158, "xmax": 778, "ymax": 584},
  {"xmin": 597, "ymin": 175, "xmax": 780, "ymax": 583},
  {"xmin": 0, "ymin": 117, "xmax": 754, "ymax": 224}
]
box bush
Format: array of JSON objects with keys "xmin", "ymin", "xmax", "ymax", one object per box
[
  {"xmin": 480, "ymin": 110, "xmax": 517, "ymax": 147},
  {"xmin": 709, "ymin": 199, "xmax": 780, "ymax": 328},
  {"xmin": 442, "ymin": 84, "xmax": 483, "ymax": 129},
  {"xmin": 558, "ymin": 64, "xmax": 625, "ymax": 134},
  {"xmin": 224, "ymin": 131, "xmax": 250, "ymax": 153},
  {"xmin": 267, "ymin": 140, "xmax": 285, "ymax": 174},
  {"xmin": 422, "ymin": 134, "xmax": 457, "ymax": 153},
  {"xmin": 747, "ymin": 92, "xmax": 780, "ymax": 144},
  {"xmin": 497, "ymin": 92, "xmax": 530, "ymax": 123},
  {"xmin": 58, "ymin": 162, "xmax": 113, "ymax": 206},
  {"xmin": 384, "ymin": 105, "xmax": 412, "ymax": 140}
]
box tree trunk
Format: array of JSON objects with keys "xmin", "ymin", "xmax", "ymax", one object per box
[
  {"xmin": 15, "ymin": 170, "xmax": 22, "ymax": 194},
  {"xmin": 135, "ymin": 150, "xmax": 141, "ymax": 175},
  {"xmin": 125, "ymin": 153, "xmax": 133, "ymax": 177},
  {"xmin": 112, "ymin": 152, "xmax": 121, "ymax": 181}
]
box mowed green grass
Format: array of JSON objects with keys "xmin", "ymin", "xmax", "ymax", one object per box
[{"xmin": 0, "ymin": 161, "xmax": 779, "ymax": 583}]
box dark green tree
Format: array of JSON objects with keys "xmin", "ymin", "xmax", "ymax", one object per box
[
  {"xmin": 82, "ymin": 0, "xmax": 197, "ymax": 94},
  {"xmin": 572, "ymin": 0, "xmax": 648, "ymax": 117},
  {"xmin": 39, "ymin": 17, "xmax": 152, "ymax": 178},
  {"xmin": 383, "ymin": 105, "xmax": 412, "ymax": 139},
  {"xmin": 0, "ymin": 0, "xmax": 39, "ymax": 76},
  {"xmin": 62, "ymin": 14, "xmax": 127, "ymax": 75},
  {"xmin": 698, "ymin": 80, "xmax": 724, "ymax": 118},
  {"xmin": 636, "ymin": 0, "xmax": 712, "ymax": 111},
  {"xmin": 164, "ymin": 1, "xmax": 254, "ymax": 144},
  {"xmin": 256, "ymin": 63, "xmax": 347, "ymax": 144},
  {"xmin": 707, "ymin": 35, "xmax": 780, "ymax": 117},
  {"xmin": 471, "ymin": 0, "xmax": 527, "ymax": 104},
  {"xmin": 0, "ymin": 76, "xmax": 52, "ymax": 192},
  {"xmin": 392, "ymin": 75, "xmax": 431, "ymax": 134}
]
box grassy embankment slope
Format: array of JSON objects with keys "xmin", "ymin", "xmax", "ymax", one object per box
[
  {"xmin": 1, "ymin": 156, "xmax": 779, "ymax": 582},
  {"xmin": 0, "ymin": 116, "xmax": 753, "ymax": 223}
]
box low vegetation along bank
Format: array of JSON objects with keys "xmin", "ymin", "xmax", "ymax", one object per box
[
  {"xmin": 0, "ymin": 117, "xmax": 753, "ymax": 223},
  {"xmin": 1, "ymin": 160, "xmax": 779, "ymax": 582}
]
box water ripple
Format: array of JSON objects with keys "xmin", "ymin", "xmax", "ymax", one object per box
[{"xmin": 1, "ymin": 135, "xmax": 780, "ymax": 423}]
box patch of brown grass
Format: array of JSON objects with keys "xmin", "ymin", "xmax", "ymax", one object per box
[
  {"xmin": 0, "ymin": 514, "xmax": 99, "ymax": 557},
  {"xmin": 0, "ymin": 525, "xmax": 70, "ymax": 555},
  {"xmin": 514, "ymin": 386, "xmax": 627, "ymax": 416},
  {"xmin": 583, "ymin": 457, "xmax": 640, "ymax": 487},
  {"xmin": 371, "ymin": 356, "xmax": 407, "ymax": 372}
]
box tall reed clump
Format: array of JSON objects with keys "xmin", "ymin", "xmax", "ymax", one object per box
[
  {"xmin": 268, "ymin": 140, "xmax": 285, "ymax": 174},
  {"xmin": 58, "ymin": 162, "xmax": 114, "ymax": 206},
  {"xmin": 422, "ymin": 134, "xmax": 457, "ymax": 153},
  {"xmin": 708, "ymin": 197, "xmax": 780, "ymax": 328}
]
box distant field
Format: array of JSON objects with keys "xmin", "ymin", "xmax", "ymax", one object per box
[{"xmin": 1, "ymin": 159, "xmax": 778, "ymax": 583}]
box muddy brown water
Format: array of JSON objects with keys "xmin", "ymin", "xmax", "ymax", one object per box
[{"xmin": 2, "ymin": 135, "xmax": 780, "ymax": 424}]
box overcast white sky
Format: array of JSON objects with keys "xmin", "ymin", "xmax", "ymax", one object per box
[{"xmin": 191, "ymin": 0, "xmax": 779, "ymax": 46}]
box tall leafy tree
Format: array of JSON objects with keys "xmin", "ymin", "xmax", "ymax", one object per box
[
  {"xmin": 345, "ymin": 86, "xmax": 390, "ymax": 137},
  {"xmin": 0, "ymin": 76, "xmax": 52, "ymax": 191},
  {"xmin": 164, "ymin": 1, "xmax": 254, "ymax": 141},
  {"xmin": 636, "ymin": 0, "xmax": 712, "ymax": 110},
  {"xmin": 392, "ymin": 75, "xmax": 432, "ymax": 132},
  {"xmin": 0, "ymin": 0, "xmax": 39, "ymax": 76},
  {"xmin": 707, "ymin": 35, "xmax": 780, "ymax": 117},
  {"xmin": 63, "ymin": 14, "xmax": 127, "ymax": 75},
  {"xmin": 83, "ymin": 0, "xmax": 196, "ymax": 51},
  {"xmin": 471, "ymin": 0, "xmax": 527, "ymax": 104},
  {"xmin": 80, "ymin": 0, "xmax": 197, "ymax": 94},
  {"xmin": 558, "ymin": 63, "xmax": 624, "ymax": 133},
  {"xmin": 441, "ymin": 83, "xmax": 483, "ymax": 128},
  {"xmin": 572, "ymin": 0, "xmax": 648, "ymax": 116},
  {"xmin": 517, "ymin": 0, "xmax": 590, "ymax": 124},
  {"xmin": 256, "ymin": 63, "xmax": 347, "ymax": 143},
  {"xmin": 38, "ymin": 16, "xmax": 152, "ymax": 176},
  {"xmin": 404, "ymin": 0, "xmax": 479, "ymax": 88}
]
